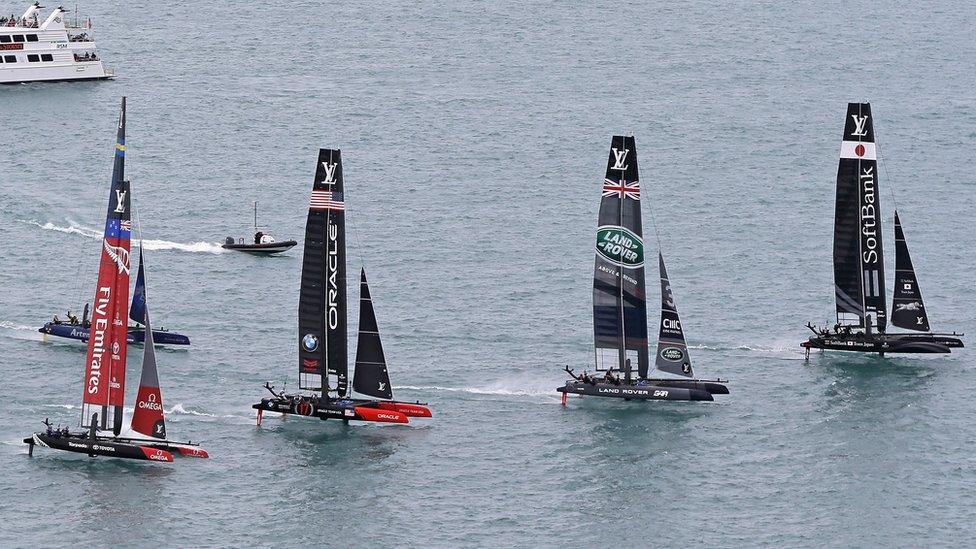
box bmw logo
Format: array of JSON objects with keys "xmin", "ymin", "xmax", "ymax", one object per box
[{"xmin": 302, "ymin": 333, "xmax": 319, "ymax": 352}]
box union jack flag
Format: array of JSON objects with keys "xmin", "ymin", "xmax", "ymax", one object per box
[
  {"xmin": 120, "ymin": 220, "xmax": 132, "ymax": 231},
  {"xmin": 602, "ymin": 178, "xmax": 640, "ymax": 200},
  {"xmin": 310, "ymin": 190, "xmax": 344, "ymax": 211}
]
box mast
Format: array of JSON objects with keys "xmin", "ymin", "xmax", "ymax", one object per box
[
  {"xmin": 130, "ymin": 249, "xmax": 166, "ymax": 439},
  {"xmin": 654, "ymin": 253, "xmax": 693, "ymax": 378},
  {"xmin": 833, "ymin": 102, "xmax": 886, "ymax": 333},
  {"xmin": 81, "ymin": 97, "xmax": 131, "ymax": 435},
  {"xmin": 592, "ymin": 136, "xmax": 648, "ymax": 379},
  {"xmin": 352, "ymin": 268, "xmax": 393, "ymax": 400},
  {"xmin": 297, "ymin": 149, "xmax": 347, "ymax": 397},
  {"xmin": 891, "ymin": 211, "xmax": 931, "ymax": 332},
  {"xmin": 253, "ymin": 201, "xmax": 258, "ymax": 233}
]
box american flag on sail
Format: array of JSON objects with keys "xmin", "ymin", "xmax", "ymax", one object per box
[
  {"xmin": 310, "ymin": 190, "xmax": 344, "ymax": 211},
  {"xmin": 602, "ymin": 178, "xmax": 640, "ymax": 200}
]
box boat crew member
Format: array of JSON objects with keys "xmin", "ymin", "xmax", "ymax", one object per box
[
  {"xmin": 52, "ymin": 314, "xmax": 61, "ymax": 324},
  {"xmin": 254, "ymin": 231, "xmax": 264, "ymax": 244},
  {"xmin": 67, "ymin": 310, "xmax": 79, "ymax": 325}
]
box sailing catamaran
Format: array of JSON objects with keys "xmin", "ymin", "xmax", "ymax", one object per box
[
  {"xmin": 802, "ymin": 103, "xmax": 964, "ymax": 356},
  {"xmin": 24, "ymin": 98, "xmax": 208, "ymax": 461},
  {"xmin": 252, "ymin": 149, "xmax": 431, "ymax": 425},
  {"xmin": 38, "ymin": 100, "xmax": 189, "ymax": 346},
  {"xmin": 558, "ymin": 136, "xmax": 729, "ymax": 402}
]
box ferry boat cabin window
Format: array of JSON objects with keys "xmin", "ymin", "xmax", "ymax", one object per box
[
  {"xmin": 13, "ymin": 34, "xmax": 25, "ymax": 42},
  {"xmin": 26, "ymin": 34, "xmax": 38, "ymax": 42},
  {"xmin": 40, "ymin": 53, "xmax": 52, "ymax": 62},
  {"xmin": 0, "ymin": 35, "xmax": 11, "ymax": 43},
  {"xmin": 27, "ymin": 54, "xmax": 39, "ymax": 62},
  {"xmin": 3, "ymin": 55, "xmax": 16, "ymax": 62}
]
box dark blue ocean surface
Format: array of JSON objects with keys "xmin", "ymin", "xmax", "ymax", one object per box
[{"xmin": 2, "ymin": 1, "xmax": 975, "ymax": 546}]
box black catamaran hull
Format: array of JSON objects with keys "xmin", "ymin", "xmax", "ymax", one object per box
[
  {"xmin": 803, "ymin": 333, "xmax": 964, "ymax": 354},
  {"xmin": 39, "ymin": 322, "xmax": 191, "ymax": 346},
  {"xmin": 253, "ymin": 396, "xmax": 431, "ymax": 424},
  {"xmin": 24, "ymin": 433, "xmax": 174, "ymax": 462},
  {"xmin": 222, "ymin": 241, "xmax": 297, "ymax": 254},
  {"xmin": 557, "ymin": 381, "xmax": 716, "ymax": 401}
]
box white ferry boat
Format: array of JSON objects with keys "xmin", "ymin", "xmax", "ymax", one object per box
[{"xmin": 0, "ymin": 2, "xmax": 113, "ymax": 84}]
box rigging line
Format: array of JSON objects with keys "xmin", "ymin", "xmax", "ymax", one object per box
[{"xmin": 873, "ymin": 116, "xmax": 899, "ymax": 213}]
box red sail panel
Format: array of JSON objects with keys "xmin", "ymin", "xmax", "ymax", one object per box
[
  {"xmin": 81, "ymin": 98, "xmax": 131, "ymax": 433},
  {"xmin": 131, "ymin": 256, "xmax": 166, "ymax": 439}
]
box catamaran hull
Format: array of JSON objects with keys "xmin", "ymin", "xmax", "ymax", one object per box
[
  {"xmin": 557, "ymin": 381, "xmax": 714, "ymax": 401},
  {"xmin": 39, "ymin": 322, "xmax": 191, "ymax": 346},
  {"xmin": 222, "ymin": 241, "xmax": 297, "ymax": 254},
  {"xmin": 253, "ymin": 396, "xmax": 431, "ymax": 424},
  {"xmin": 803, "ymin": 333, "xmax": 964, "ymax": 354},
  {"xmin": 24, "ymin": 433, "xmax": 174, "ymax": 462}
]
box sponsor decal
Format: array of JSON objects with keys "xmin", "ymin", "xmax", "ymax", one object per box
[
  {"xmin": 138, "ymin": 392, "xmax": 162, "ymax": 411},
  {"xmin": 322, "ymin": 161, "xmax": 338, "ymax": 184},
  {"xmin": 87, "ymin": 287, "xmax": 111, "ymax": 395},
  {"xmin": 327, "ymin": 223, "xmax": 340, "ymax": 329},
  {"xmin": 103, "ymin": 240, "xmax": 131, "ymax": 274},
  {"xmin": 148, "ymin": 449, "xmax": 168, "ymax": 461},
  {"xmin": 378, "ymin": 382, "xmax": 386, "ymax": 392},
  {"xmin": 610, "ymin": 147, "xmax": 629, "ymax": 171},
  {"xmin": 111, "ymin": 341, "xmax": 120, "ymax": 356},
  {"xmin": 295, "ymin": 400, "xmax": 313, "ymax": 416},
  {"xmin": 851, "ymin": 114, "xmax": 869, "ymax": 137},
  {"xmin": 114, "ymin": 189, "xmax": 127, "ymax": 213},
  {"xmin": 662, "ymin": 318, "xmax": 681, "ymax": 332},
  {"xmin": 376, "ymin": 413, "xmax": 399, "ymax": 420},
  {"xmin": 860, "ymin": 166, "xmax": 879, "ymax": 266},
  {"xmin": 302, "ymin": 358, "xmax": 319, "ymax": 369},
  {"xmin": 652, "ymin": 390, "xmax": 669, "ymax": 397},
  {"xmin": 0, "ymin": 43, "xmax": 24, "ymax": 51},
  {"xmin": 595, "ymin": 225, "xmax": 644, "ymax": 268},
  {"xmin": 895, "ymin": 301, "xmax": 922, "ymax": 311},
  {"xmin": 302, "ymin": 333, "xmax": 319, "ymax": 352},
  {"xmin": 660, "ymin": 347, "xmax": 684, "ymax": 362}
]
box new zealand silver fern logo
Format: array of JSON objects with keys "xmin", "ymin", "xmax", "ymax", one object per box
[{"xmin": 103, "ymin": 240, "xmax": 130, "ymax": 274}]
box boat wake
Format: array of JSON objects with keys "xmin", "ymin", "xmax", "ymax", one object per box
[
  {"xmin": 0, "ymin": 320, "xmax": 44, "ymax": 341},
  {"xmin": 397, "ymin": 383, "xmax": 557, "ymax": 398},
  {"xmin": 20, "ymin": 219, "xmax": 226, "ymax": 254}
]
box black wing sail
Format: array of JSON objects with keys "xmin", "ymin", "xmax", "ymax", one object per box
[
  {"xmin": 891, "ymin": 211, "xmax": 931, "ymax": 332},
  {"xmin": 654, "ymin": 253, "xmax": 693, "ymax": 377},
  {"xmin": 352, "ymin": 268, "xmax": 393, "ymax": 400},
  {"xmin": 833, "ymin": 103, "xmax": 886, "ymax": 332},
  {"xmin": 592, "ymin": 135, "xmax": 649, "ymax": 379},
  {"xmin": 298, "ymin": 149, "xmax": 348, "ymax": 396}
]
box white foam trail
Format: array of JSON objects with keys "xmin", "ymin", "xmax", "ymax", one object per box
[
  {"xmin": 20, "ymin": 219, "xmax": 225, "ymax": 254},
  {"xmin": 138, "ymin": 238, "xmax": 225, "ymax": 254},
  {"xmin": 397, "ymin": 385, "xmax": 554, "ymax": 397},
  {"xmin": 166, "ymin": 403, "xmax": 241, "ymax": 418},
  {"xmin": 0, "ymin": 320, "xmax": 36, "ymax": 331},
  {"xmin": 21, "ymin": 219, "xmax": 101, "ymax": 239}
]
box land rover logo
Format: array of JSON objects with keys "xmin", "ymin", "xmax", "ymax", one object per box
[
  {"xmin": 661, "ymin": 347, "xmax": 684, "ymax": 362},
  {"xmin": 302, "ymin": 333, "xmax": 319, "ymax": 352},
  {"xmin": 595, "ymin": 226, "xmax": 644, "ymax": 268}
]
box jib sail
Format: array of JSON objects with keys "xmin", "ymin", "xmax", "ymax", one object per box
[
  {"xmin": 130, "ymin": 249, "xmax": 166, "ymax": 439},
  {"xmin": 81, "ymin": 97, "xmax": 131, "ymax": 434},
  {"xmin": 654, "ymin": 253, "xmax": 693, "ymax": 378},
  {"xmin": 298, "ymin": 149, "xmax": 348, "ymax": 396},
  {"xmin": 833, "ymin": 102, "xmax": 887, "ymax": 332},
  {"xmin": 891, "ymin": 211, "xmax": 931, "ymax": 332},
  {"xmin": 129, "ymin": 247, "xmax": 146, "ymax": 324},
  {"xmin": 352, "ymin": 268, "xmax": 393, "ymax": 400},
  {"xmin": 592, "ymin": 135, "xmax": 649, "ymax": 378}
]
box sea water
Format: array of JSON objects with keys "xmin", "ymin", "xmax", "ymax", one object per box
[{"xmin": 2, "ymin": 1, "xmax": 975, "ymax": 546}]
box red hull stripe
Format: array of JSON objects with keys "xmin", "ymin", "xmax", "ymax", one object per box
[
  {"xmin": 354, "ymin": 407, "xmax": 408, "ymax": 424},
  {"xmin": 378, "ymin": 401, "xmax": 432, "ymax": 418},
  {"xmin": 176, "ymin": 446, "xmax": 210, "ymax": 459},
  {"xmin": 140, "ymin": 446, "xmax": 174, "ymax": 462}
]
